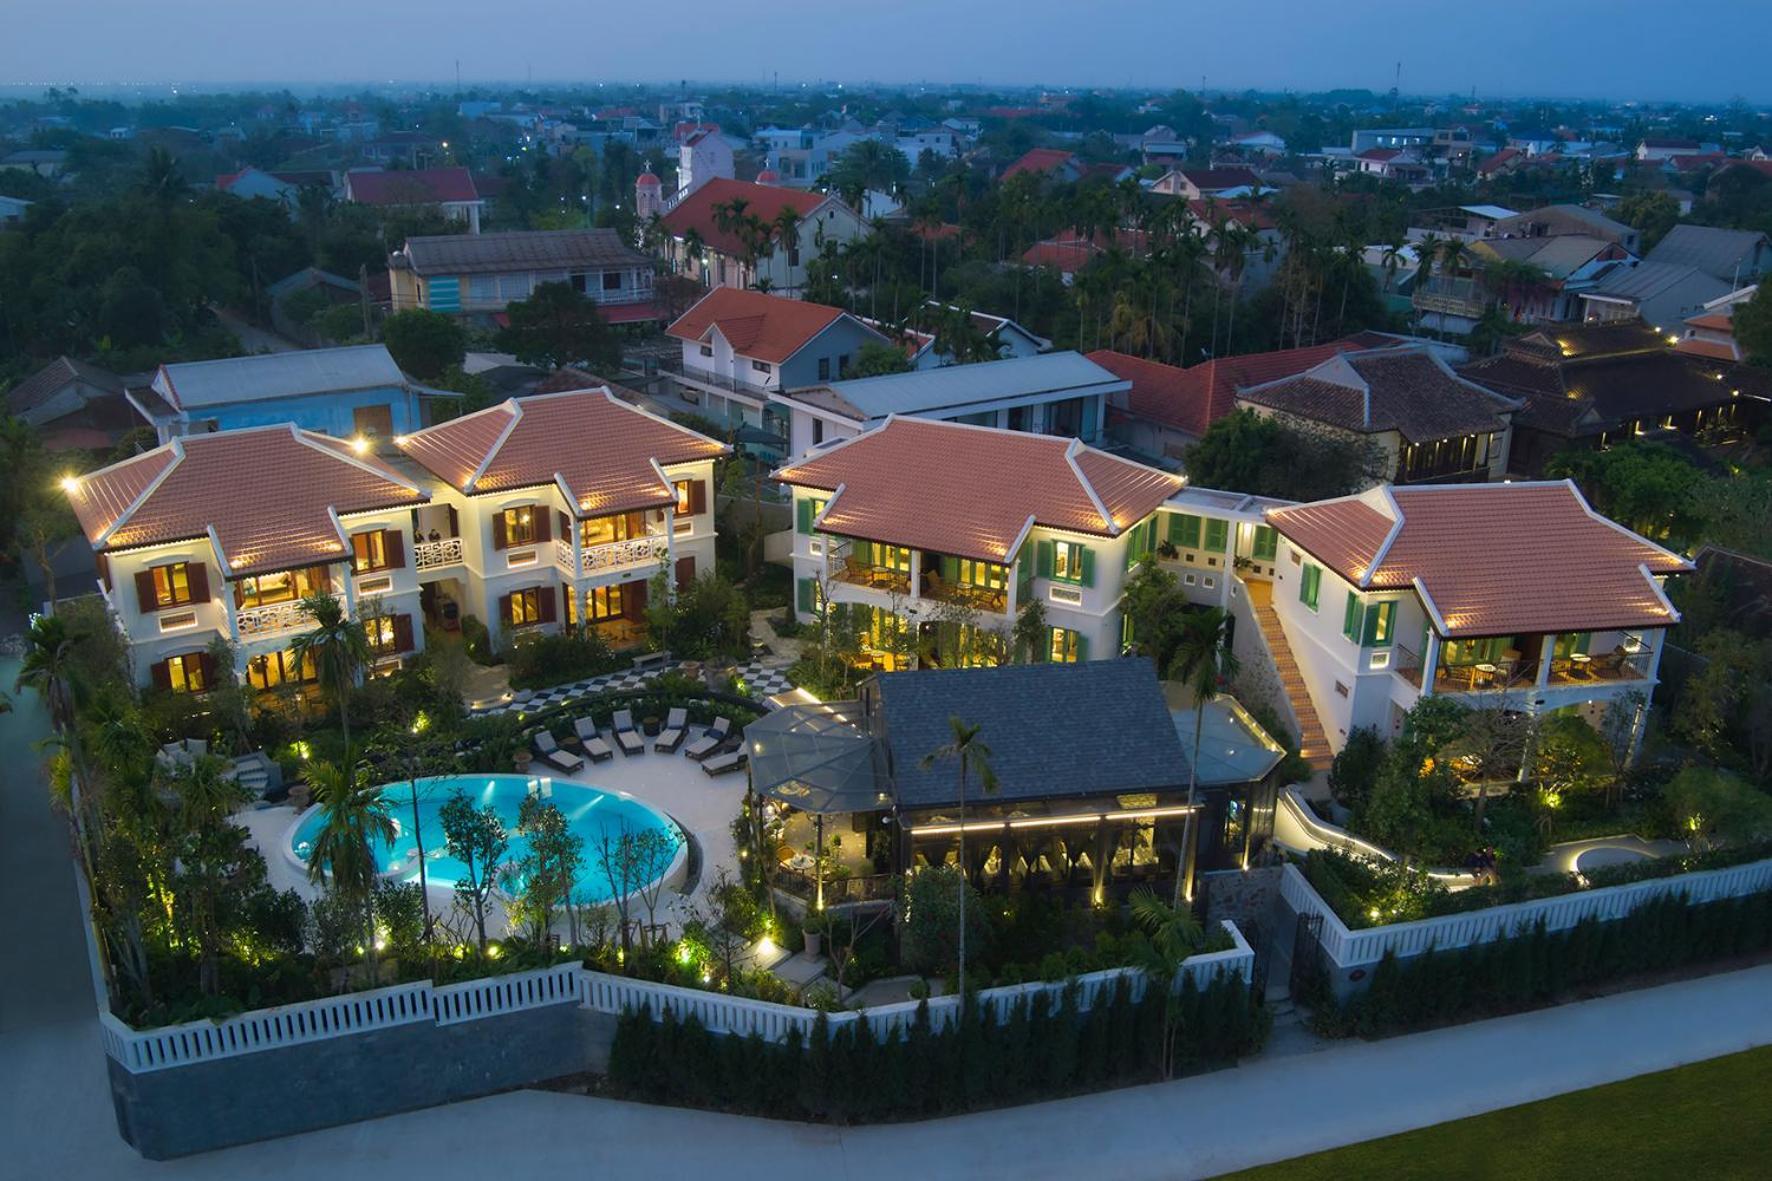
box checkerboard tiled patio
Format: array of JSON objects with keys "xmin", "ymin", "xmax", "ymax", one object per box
[{"xmin": 471, "ymin": 657, "xmax": 797, "ymax": 716}]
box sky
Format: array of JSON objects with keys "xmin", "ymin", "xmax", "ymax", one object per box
[{"xmin": 3, "ymin": 1, "xmax": 1767, "ymax": 104}]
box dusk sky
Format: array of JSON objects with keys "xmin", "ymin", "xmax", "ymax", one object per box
[{"xmin": 3, "ymin": 0, "xmax": 1766, "ymax": 102}]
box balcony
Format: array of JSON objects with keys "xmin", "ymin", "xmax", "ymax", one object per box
[
  {"xmin": 672, "ymin": 361, "xmax": 768, "ymax": 399},
  {"xmin": 235, "ymin": 600, "xmax": 319, "ymax": 640},
  {"xmin": 1394, "ymin": 645, "xmax": 1653, "ymax": 694},
  {"xmin": 920, "ymin": 570, "xmax": 1008, "ymax": 614},
  {"xmin": 413, "ymin": 536, "xmax": 464, "ymax": 572},
  {"xmin": 1412, "ymin": 277, "xmax": 1486, "ymax": 319},
  {"xmin": 577, "ymin": 534, "xmax": 666, "ymax": 578},
  {"xmin": 828, "ymin": 551, "xmax": 911, "ymax": 596}
]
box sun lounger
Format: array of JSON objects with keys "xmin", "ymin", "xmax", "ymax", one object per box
[
  {"xmin": 532, "ymin": 730, "xmax": 584, "ymax": 774},
  {"xmin": 572, "ymin": 716, "xmax": 614, "ymax": 762},
  {"xmin": 701, "ymin": 746, "xmax": 748, "ymax": 776},
  {"xmin": 612, "ymin": 709, "xmax": 645, "ymax": 756},
  {"xmin": 654, "ymin": 707, "xmax": 689, "ymax": 753},
  {"xmin": 684, "ymin": 715, "xmax": 732, "ymax": 761}
]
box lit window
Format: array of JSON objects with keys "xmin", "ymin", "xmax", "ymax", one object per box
[
  {"xmin": 351, "ymin": 531, "xmax": 389, "ymax": 573},
  {"xmin": 510, "ymin": 588, "xmax": 542, "ymax": 626},
  {"xmin": 586, "ymin": 584, "xmax": 624, "ymax": 621},
  {"xmin": 502, "ymin": 506, "xmax": 538, "ymax": 546},
  {"xmin": 165, "ymin": 653, "xmax": 206, "ymax": 694},
  {"xmin": 1048, "ymin": 627, "xmax": 1081, "ymax": 663},
  {"xmin": 1052, "ymin": 541, "xmax": 1084, "ymax": 583},
  {"xmin": 152, "ymin": 563, "xmax": 193, "ymax": 608}
]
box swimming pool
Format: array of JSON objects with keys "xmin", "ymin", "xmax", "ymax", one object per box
[{"xmin": 287, "ymin": 774, "xmax": 684, "ymax": 902}]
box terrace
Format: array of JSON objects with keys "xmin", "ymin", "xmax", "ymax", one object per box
[{"xmin": 1392, "ymin": 632, "xmax": 1656, "ymax": 694}]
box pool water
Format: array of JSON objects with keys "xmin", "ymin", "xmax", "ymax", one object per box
[{"xmin": 289, "ymin": 774, "xmax": 683, "ymax": 901}]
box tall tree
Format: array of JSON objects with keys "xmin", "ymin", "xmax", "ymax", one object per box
[
  {"xmin": 1169, "ymin": 609, "xmax": 1238, "ymax": 904},
  {"xmin": 305, "ymin": 760, "xmax": 395, "ymax": 972},
  {"xmin": 920, "ymin": 716, "xmax": 997, "ymax": 1013},
  {"xmin": 494, "ymin": 281, "xmax": 622, "ymax": 372},
  {"xmin": 289, "ymin": 590, "xmax": 371, "ymax": 750}
]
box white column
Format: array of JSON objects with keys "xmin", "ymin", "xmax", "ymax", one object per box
[
  {"xmin": 570, "ymin": 516, "xmax": 583, "ymax": 580},
  {"xmin": 339, "ymin": 562, "xmax": 358, "ymax": 618},
  {"xmin": 908, "ymin": 549, "xmax": 924, "ymax": 608},
  {"xmin": 662, "ymin": 507, "xmax": 677, "ymax": 601},
  {"xmin": 1421, "ymin": 632, "xmax": 1441, "ymax": 693},
  {"xmin": 1535, "ymin": 635, "xmax": 1554, "ymax": 690}
]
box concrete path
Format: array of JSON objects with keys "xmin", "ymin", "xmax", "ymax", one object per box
[{"xmin": 213, "ymin": 307, "xmax": 301, "ymax": 354}]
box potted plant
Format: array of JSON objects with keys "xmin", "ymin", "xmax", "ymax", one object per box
[
  {"xmin": 1157, "ymin": 539, "xmax": 1178, "ymax": 560},
  {"xmin": 513, "ymin": 746, "xmax": 533, "ymax": 773},
  {"xmin": 802, "ymin": 911, "xmax": 827, "ymax": 957}
]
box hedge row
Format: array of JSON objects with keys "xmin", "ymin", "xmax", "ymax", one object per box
[
  {"xmin": 608, "ymin": 973, "xmax": 1266, "ymax": 1122},
  {"xmin": 1309, "ymin": 888, "xmax": 1772, "ymax": 1038}
]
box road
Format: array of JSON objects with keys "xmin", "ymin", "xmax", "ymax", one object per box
[{"xmin": 213, "ymin": 306, "xmax": 302, "ymax": 354}]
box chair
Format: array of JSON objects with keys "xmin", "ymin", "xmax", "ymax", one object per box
[
  {"xmin": 701, "ymin": 746, "xmax": 749, "ymax": 776},
  {"xmin": 611, "ymin": 709, "xmax": 644, "ymax": 756},
  {"xmin": 654, "ymin": 707, "xmax": 689, "ymax": 753},
  {"xmin": 532, "ymin": 730, "xmax": 585, "ymax": 774},
  {"xmin": 572, "ymin": 716, "xmax": 614, "ymax": 762},
  {"xmin": 685, "ymin": 716, "xmax": 733, "ymax": 761}
]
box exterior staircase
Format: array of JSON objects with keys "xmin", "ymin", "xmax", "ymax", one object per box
[{"xmin": 1245, "ymin": 582, "xmax": 1334, "ymax": 774}]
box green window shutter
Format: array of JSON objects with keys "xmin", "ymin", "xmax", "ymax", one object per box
[
  {"xmin": 1343, "ymin": 591, "xmax": 1361, "ymax": 640},
  {"xmin": 796, "ymin": 578, "xmax": 814, "ymax": 613},
  {"xmin": 941, "ymin": 555, "xmax": 960, "ymax": 582},
  {"xmin": 1016, "ymin": 550, "xmax": 1034, "ymax": 598},
  {"xmin": 1253, "ymin": 525, "xmax": 1277, "ymax": 561},
  {"xmin": 796, "ymin": 498, "xmax": 813, "ymax": 534},
  {"xmin": 1299, "ymin": 564, "xmax": 1320, "ymax": 609},
  {"xmin": 1204, "ymin": 518, "xmax": 1228, "ymax": 553},
  {"xmin": 1125, "ymin": 521, "xmax": 1144, "ymax": 570},
  {"xmin": 1166, "ymin": 513, "xmax": 1183, "ymax": 544},
  {"xmin": 1362, "ymin": 601, "xmax": 1395, "ymax": 647},
  {"xmin": 1075, "ymin": 632, "xmax": 1090, "ymax": 662},
  {"xmin": 1180, "ymin": 513, "xmax": 1202, "ymax": 549},
  {"xmin": 1078, "ymin": 546, "xmax": 1095, "ymax": 588},
  {"xmin": 1037, "ymin": 539, "xmax": 1055, "ymax": 578}
]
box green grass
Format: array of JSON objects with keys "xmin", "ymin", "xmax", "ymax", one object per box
[{"xmin": 1220, "ymin": 1046, "xmax": 1772, "ymax": 1179}]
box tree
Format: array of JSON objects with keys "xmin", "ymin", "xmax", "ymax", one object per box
[
  {"xmin": 1184, "ymin": 409, "xmax": 1387, "ymax": 501},
  {"xmin": 851, "ymin": 340, "xmax": 914, "ymax": 377},
  {"xmin": 494, "ymin": 281, "xmax": 622, "ymax": 372},
  {"xmin": 163, "ymin": 755, "xmax": 254, "ymax": 995},
  {"xmin": 1531, "ymin": 714, "xmax": 1611, "ymax": 806},
  {"xmin": 1546, "ymin": 442, "xmax": 1705, "ymax": 547},
  {"xmin": 1664, "ymin": 767, "xmax": 1772, "ymax": 851},
  {"xmin": 596, "ymin": 821, "xmax": 674, "ymax": 958},
  {"xmin": 1128, "ymin": 886, "xmax": 1204, "ymax": 1079},
  {"xmin": 381, "ymin": 308, "xmax": 466, "ymax": 380},
  {"xmin": 919, "ymin": 717, "xmax": 997, "ymax": 1012},
  {"xmin": 1170, "ymin": 608, "xmax": 1238, "ymax": 903},
  {"xmin": 1328, "ymin": 727, "xmax": 1387, "ymax": 813},
  {"xmin": 1616, "ymin": 192, "xmax": 1681, "ymax": 251},
  {"xmin": 438, "ymin": 788, "xmax": 508, "ymax": 952},
  {"xmin": 1011, "ymin": 598, "xmax": 1048, "ymax": 665},
  {"xmin": 1732, "ymin": 284, "xmax": 1772, "ymax": 367},
  {"xmin": 304, "ymin": 760, "xmax": 394, "ymax": 974},
  {"xmin": 288, "ymin": 590, "xmax": 370, "ymax": 750},
  {"xmin": 899, "ymin": 864, "xmax": 987, "ymax": 977},
  {"xmin": 505, "ymin": 796, "xmax": 583, "ymax": 946}
]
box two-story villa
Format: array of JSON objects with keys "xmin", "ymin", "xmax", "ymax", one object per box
[
  {"xmin": 665, "ymin": 288, "xmax": 890, "ymax": 449},
  {"xmin": 775, "ymin": 417, "xmax": 1183, "ymax": 669},
  {"xmin": 1262, "ymin": 481, "xmax": 1691, "ymax": 758},
  {"xmin": 772, "ymin": 351, "xmax": 1128, "ymax": 459},
  {"xmin": 657, "ymin": 177, "xmax": 868, "ymax": 297},
  {"xmin": 132, "ymin": 345, "xmax": 432, "ymax": 444},
  {"xmin": 387, "ymin": 229, "xmax": 660, "ymax": 324},
  {"xmin": 64, "ymin": 424, "xmax": 431, "ymax": 692},
  {"xmin": 394, "ymin": 388, "xmax": 728, "ymax": 654}
]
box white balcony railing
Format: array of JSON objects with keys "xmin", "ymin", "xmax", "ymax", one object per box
[
  {"xmin": 554, "ymin": 537, "xmax": 575, "ymax": 572},
  {"xmin": 412, "ymin": 537, "xmax": 464, "ymax": 572},
  {"xmin": 581, "ymin": 534, "xmax": 663, "ymax": 576},
  {"xmin": 235, "ymin": 600, "xmax": 319, "ymax": 639}
]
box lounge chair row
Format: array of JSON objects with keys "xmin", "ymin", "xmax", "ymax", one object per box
[{"xmin": 530, "ymin": 711, "xmax": 744, "ymax": 772}]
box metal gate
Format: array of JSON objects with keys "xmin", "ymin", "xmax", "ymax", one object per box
[{"xmin": 1289, "ymin": 911, "xmax": 1325, "ymax": 1000}]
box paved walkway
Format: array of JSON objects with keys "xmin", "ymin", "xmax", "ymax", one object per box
[{"xmin": 213, "ymin": 307, "xmax": 302, "ymax": 353}]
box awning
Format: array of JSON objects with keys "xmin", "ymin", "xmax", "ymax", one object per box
[{"xmin": 746, "ymin": 701, "xmax": 891, "ymax": 815}]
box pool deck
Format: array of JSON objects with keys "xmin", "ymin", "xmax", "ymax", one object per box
[{"xmin": 242, "ymin": 744, "xmax": 747, "ymax": 942}]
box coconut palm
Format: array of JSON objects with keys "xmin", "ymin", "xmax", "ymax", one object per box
[
  {"xmin": 920, "ymin": 716, "xmax": 997, "ymax": 1014},
  {"xmin": 1129, "ymin": 886, "xmax": 1205, "ymax": 1079},
  {"xmin": 288, "ymin": 590, "xmax": 370, "ymax": 750},
  {"xmin": 1169, "ymin": 608, "xmax": 1239, "ymax": 905},
  {"xmin": 306, "ymin": 759, "xmax": 395, "ymax": 968}
]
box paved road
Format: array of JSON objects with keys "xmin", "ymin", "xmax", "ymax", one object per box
[
  {"xmin": 7, "ymin": 654, "xmax": 1772, "ymax": 1179},
  {"xmin": 213, "ymin": 306, "xmax": 302, "ymax": 354}
]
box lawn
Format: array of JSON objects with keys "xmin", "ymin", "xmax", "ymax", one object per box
[{"xmin": 1220, "ymin": 1046, "xmax": 1772, "ymax": 1179}]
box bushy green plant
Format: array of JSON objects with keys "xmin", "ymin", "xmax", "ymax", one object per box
[{"xmin": 505, "ymin": 629, "xmax": 622, "ymax": 691}]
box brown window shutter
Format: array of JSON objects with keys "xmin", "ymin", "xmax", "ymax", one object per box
[
  {"xmin": 197, "ymin": 650, "xmax": 218, "ymax": 689},
  {"xmin": 675, "ymin": 555, "xmax": 695, "ymax": 592},
  {"xmin": 492, "ymin": 512, "xmax": 508, "ymax": 550},
  {"xmin": 149, "ymin": 658, "xmax": 172, "ymax": 692},
  {"xmin": 447, "ymin": 505, "xmax": 459, "ymax": 537},
  {"xmin": 95, "ymin": 552, "xmax": 110, "ymax": 590},
  {"xmin": 497, "ymin": 592, "xmax": 512, "ymax": 623},
  {"xmin": 557, "ymin": 510, "xmax": 570, "ymax": 540},
  {"xmin": 626, "ymin": 510, "xmax": 645, "ymax": 536},
  {"xmin": 384, "ymin": 530, "xmax": 405, "ymax": 569},
  {"xmin": 538, "ymin": 585, "xmax": 557, "ymax": 623},
  {"xmin": 134, "ymin": 570, "xmax": 157, "ymax": 613},
  {"xmin": 392, "ymin": 613, "xmax": 415, "ymax": 653},
  {"xmin": 187, "ymin": 562, "xmax": 210, "ymax": 603},
  {"xmin": 689, "ymin": 479, "xmax": 707, "ymax": 516},
  {"xmin": 626, "ymin": 578, "xmax": 648, "ymax": 621},
  {"xmin": 534, "ymin": 509, "xmax": 552, "ymax": 543}
]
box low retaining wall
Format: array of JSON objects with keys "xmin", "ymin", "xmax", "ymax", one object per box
[
  {"xmin": 1274, "ymin": 787, "xmax": 1479, "ymax": 887},
  {"xmin": 1280, "ymin": 855, "xmax": 1772, "ymax": 999}
]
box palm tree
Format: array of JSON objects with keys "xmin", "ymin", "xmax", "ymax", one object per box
[
  {"xmin": 165, "ymin": 754, "xmax": 251, "ymax": 994},
  {"xmin": 920, "ymin": 716, "xmax": 997, "ymax": 1014},
  {"xmin": 306, "ymin": 759, "xmax": 395, "ymax": 970},
  {"xmin": 288, "ymin": 591, "xmax": 370, "ymax": 750},
  {"xmin": 1129, "ymin": 886, "xmax": 1204, "ymax": 1079},
  {"xmin": 1169, "ymin": 608, "xmax": 1239, "ymax": 905}
]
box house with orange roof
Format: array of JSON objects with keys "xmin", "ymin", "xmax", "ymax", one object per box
[
  {"xmin": 1675, "ymin": 284, "xmax": 1758, "ymax": 361},
  {"xmin": 656, "ymin": 177, "xmax": 867, "ymax": 297},
  {"xmin": 64, "ymin": 424, "xmax": 432, "ymax": 692},
  {"xmin": 1261, "ymin": 481, "xmax": 1691, "ymax": 759},
  {"xmin": 664, "ymin": 287, "xmax": 890, "ymax": 447},
  {"xmin": 395, "ymin": 388, "xmax": 728, "ymax": 654},
  {"xmin": 1000, "ymin": 148, "xmax": 1080, "ymax": 183},
  {"xmin": 774, "ymin": 416, "xmax": 1184, "ymax": 670}
]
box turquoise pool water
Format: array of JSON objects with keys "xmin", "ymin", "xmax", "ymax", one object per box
[{"xmin": 288, "ymin": 774, "xmax": 683, "ymax": 900}]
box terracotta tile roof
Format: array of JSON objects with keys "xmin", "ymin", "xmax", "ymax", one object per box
[
  {"xmin": 345, "ymin": 167, "xmax": 479, "ymax": 206},
  {"xmin": 664, "ymin": 287, "xmax": 856, "ymax": 364},
  {"xmin": 1002, "ymin": 148, "xmax": 1077, "ymax": 179},
  {"xmin": 1674, "ymin": 337, "xmax": 1739, "ymax": 361},
  {"xmin": 773, "ymin": 417, "xmax": 1182, "ymax": 563},
  {"xmin": 659, "ymin": 177, "xmax": 828, "ymax": 258},
  {"xmin": 1268, "ymin": 482, "xmax": 1692, "ymax": 638},
  {"xmin": 398, "ymin": 389, "xmax": 727, "ymax": 516},
  {"xmin": 1185, "ymin": 198, "xmax": 1278, "ymax": 231},
  {"xmin": 1238, "ymin": 349, "xmax": 1519, "ymax": 444},
  {"xmin": 1683, "ymin": 311, "xmax": 1735, "ymax": 332},
  {"xmin": 1090, "ymin": 342, "xmax": 1362, "ymax": 436},
  {"xmin": 66, "ymin": 424, "xmax": 427, "ymax": 576}
]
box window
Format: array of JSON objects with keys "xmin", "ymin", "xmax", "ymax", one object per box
[
  {"xmin": 1169, "ymin": 513, "xmax": 1202, "ymax": 550},
  {"xmin": 602, "ymin": 271, "xmax": 622, "ymax": 292},
  {"xmin": 234, "ymin": 566, "xmax": 328, "ymax": 610},
  {"xmin": 1342, "ymin": 591, "xmax": 1363, "ymax": 642},
  {"xmin": 1251, "ymin": 525, "xmax": 1278, "ymax": 562},
  {"xmin": 351, "ymin": 531, "xmax": 390, "ymax": 573},
  {"xmin": 699, "ymin": 344, "xmax": 713, "ymax": 358},
  {"xmin": 165, "ymin": 652, "xmax": 206, "ymax": 694},
  {"xmin": 1299, "ymin": 563, "xmax": 1321, "ymax": 611},
  {"xmin": 502, "ymin": 506, "xmax": 539, "ymax": 547},
  {"xmin": 1362, "ymin": 601, "xmax": 1396, "ymax": 647},
  {"xmin": 509, "ymin": 587, "xmax": 543, "ymax": 626},
  {"xmin": 246, "ymin": 650, "xmax": 317, "ymax": 691},
  {"xmin": 818, "ymin": 357, "xmax": 831, "ymax": 381},
  {"xmin": 1052, "ymin": 541, "xmax": 1085, "ymax": 583},
  {"xmin": 582, "ymin": 512, "xmax": 640, "ymax": 547},
  {"xmin": 675, "ymin": 480, "xmax": 694, "ymax": 516},
  {"xmin": 812, "ymin": 418, "xmax": 825, "ymax": 446},
  {"xmin": 955, "ymin": 558, "xmax": 1007, "ymax": 590},
  {"xmin": 1048, "ymin": 627, "xmax": 1083, "ymax": 663},
  {"xmin": 838, "ymin": 354, "xmax": 851, "ymax": 377},
  {"xmin": 585, "ymin": 584, "xmax": 624, "ymax": 621},
  {"xmin": 152, "ymin": 563, "xmax": 193, "ymax": 608},
  {"xmin": 751, "ymin": 359, "xmax": 772, "ymax": 374},
  {"xmin": 1203, "ymin": 518, "xmax": 1229, "ymax": 553},
  {"xmin": 365, "ymin": 615, "xmax": 398, "ymax": 656},
  {"xmin": 796, "ymin": 496, "xmax": 829, "ymax": 534},
  {"xmin": 352, "ymin": 404, "xmax": 393, "ymax": 440},
  {"xmin": 468, "ymin": 274, "xmax": 497, "ymax": 301},
  {"xmin": 1553, "ymin": 633, "xmax": 1592, "ymax": 659}
]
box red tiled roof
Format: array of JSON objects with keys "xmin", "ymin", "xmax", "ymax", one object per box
[
  {"xmin": 1176, "ymin": 166, "xmax": 1262, "ymax": 189},
  {"xmin": 1477, "ymin": 147, "xmax": 1521, "ymax": 176},
  {"xmin": 345, "ymin": 167, "xmax": 479, "ymax": 206},
  {"xmin": 398, "ymin": 389, "xmax": 727, "ymax": 515},
  {"xmin": 1186, "ymin": 198, "xmax": 1278, "ymax": 231},
  {"xmin": 1673, "ymin": 337, "xmax": 1739, "ymax": 361},
  {"xmin": 1002, "ymin": 148, "xmax": 1076, "ymax": 180},
  {"xmin": 1268, "ymin": 483, "xmax": 1692, "ymax": 638},
  {"xmin": 659, "ymin": 177, "xmax": 828, "ymax": 258},
  {"xmin": 773, "ymin": 417, "xmax": 1182, "ymax": 563},
  {"xmin": 1090, "ymin": 342, "xmax": 1363, "ymax": 436},
  {"xmin": 66, "ymin": 424, "xmax": 427, "ymax": 576},
  {"xmin": 664, "ymin": 287, "xmax": 861, "ymax": 364}
]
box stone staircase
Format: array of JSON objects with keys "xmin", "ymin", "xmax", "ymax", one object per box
[{"xmin": 1246, "ymin": 586, "xmax": 1334, "ymax": 774}]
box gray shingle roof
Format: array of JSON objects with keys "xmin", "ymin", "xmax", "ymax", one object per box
[
  {"xmin": 398, "ymin": 228, "xmax": 650, "ymax": 277},
  {"xmin": 1238, "ymin": 349, "xmax": 1517, "ymax": 444},
  {"xmin": 6, "ymin": 356, "xmax": 123, "ymax": 416},
  {"xmin": 1645, "ymin": 224, "xmax": 1770, "ymax": 284},
  {"xmin": 156, "ymin": 345, "xmax": 405, "ymax": 410},
  {"xmin": 874, "ymin": 659, "xmax": 1186, "ymax": 809},
  {"xmin": 1584, "ymin": 259, "xmax": 1726, "ymax": 302},
  {"xmin": 791, "ymin": 351, "xmax": 1128, "ymax": 423}
]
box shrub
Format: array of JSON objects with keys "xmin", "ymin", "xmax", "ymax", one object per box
[
  {"xmin": 505, "ymin": 630, "xmax": 622, "ymax": 691},
  {"xmin": 1329, "ymin": 727, "xmax": 1386, "ymax": 812},
  {"xmin": 459, "ymin": 614, "xmax": 496, "ymax": 665}
]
